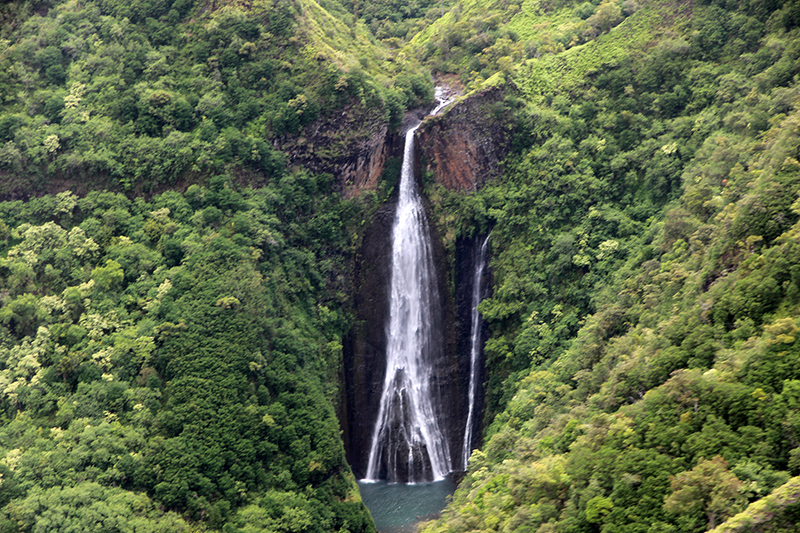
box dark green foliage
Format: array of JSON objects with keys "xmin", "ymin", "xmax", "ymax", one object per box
[
  {"xmin": 0, "ymin": 177, "xmax": 375, "ymax": 532},
  {"xmin": 0, "ymin": 0, "xmax": 395, "ymax": 195},
  {"xmin": 2, "ymin": 0, "xmax": 800, "ymax": 531},
  {"xmin": 342, "ymin": 0, "xmax": 454, "ymax": 41},
  {"xmin": 420, "ymin": 0, "xmax": 800, "ymax": 532}
]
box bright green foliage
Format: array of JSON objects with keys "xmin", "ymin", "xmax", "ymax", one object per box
[
  {"xmin": 2, "ymin": 0, "xmax": 800, "ymax": 531},
  {"xmin": 0, "ymin": 0, "xmax": 427, "ymax": 195},
  {"xmin": 664, "ymin": 456, "xmax": 745, "ymax": 530},
  {"xmin": 406, "ymin": 0, "xmax": 644, "ymax": 90},
  {"xmin": 709, "ymin": 476, "xmax": 800, "ymax": 532},
  {"xmin": 420, "ymin": 0, "xmax": 800, "ymax": 531},
  {"xmin": 585, "ymin": 495, "xmax": 614, "ymax": 524},
  {"xmin": 2, "ymin": 481, "xmax": 196, "ymax": 533},
  {"xmin": 409, "ymin": 0, "xmax": 527, "ymax": 84},
  {"xmin": 0, "ymin": 175, "xmax": 375, "ymax": 532},
  {"xmin": 341, "ymin": 0, "xmax": 455, "ymax": 42}
]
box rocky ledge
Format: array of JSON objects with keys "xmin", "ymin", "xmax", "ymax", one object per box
[
  {"xmin": 278, "ymin": 100, "xmax": 398, "ymax": 198},
  {"xmin": 416, "ymin": 84, "xmax": 514, "ymax": 191}
]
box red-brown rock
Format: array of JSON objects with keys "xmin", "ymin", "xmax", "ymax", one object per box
[{"xmin": 417, "ymin": 85, "xmax": 513, "ymax": 191}]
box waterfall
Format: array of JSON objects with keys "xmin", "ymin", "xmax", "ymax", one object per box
[
  {"xmin": 364, "ymin": 90, "xmax": 454, "ymax": 483},
  {"xmin": 462, "ymin": 234, "xmax": 490, "ymax": 468}
]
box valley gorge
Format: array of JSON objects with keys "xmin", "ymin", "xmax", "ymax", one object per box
[
  {"xmin": 1, "ymin": 0, "xmax": 800, "ymax": 532},
  {"xmin": 342, "ymin": 88, "xmax": 497, "ymax": 482}
]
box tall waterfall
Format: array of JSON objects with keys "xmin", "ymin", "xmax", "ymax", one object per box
[
  {"xmin": 364, "ymin": 90, "xmax": 453, "ymax": 483},
  {"xmin": 462, "ymin": 234, "xmax": 490, "ymax": 468}
]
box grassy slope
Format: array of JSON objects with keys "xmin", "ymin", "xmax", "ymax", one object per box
[
  {"xmin": 515, "ymin": 0, "xmax": 666, "ymax": 97},
  {"xmin": 417, "ymin": 0, "xmax": 800, "ymax": 530}
]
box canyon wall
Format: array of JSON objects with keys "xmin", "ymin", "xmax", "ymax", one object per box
[
  {"xmin": 280, "ymin": 103, "xmax": 398, "ymax": 198},
  {"xmin": 416, "ymin": 85, "xmax": 513, "ymax": 191},
  {"xmin": 342, "ymin": 86, "xmax": 508, "ymax": 476}
]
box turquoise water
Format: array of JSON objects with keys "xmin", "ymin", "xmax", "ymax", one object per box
[{"xmin": 358, "ymin": 479, "xmax": 457, "ymax": 533}]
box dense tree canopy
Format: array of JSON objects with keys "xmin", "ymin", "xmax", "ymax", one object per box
[
  {"xmin": 418, "ymin": 0, "xmax": 800, "ymax": 531},
  {"xmin": 1, "ymin": 0, "xmax": 800, "ymax": 531},
  {"xmin": 0, "ymin": 177, "xmax": 376, "ymax": 531}
]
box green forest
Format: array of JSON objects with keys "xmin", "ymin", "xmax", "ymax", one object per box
[{"xmin": 0, "ymin": 0, "xmax": 799, "ymax": 531}]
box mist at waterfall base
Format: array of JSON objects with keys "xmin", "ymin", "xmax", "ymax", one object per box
[{"xmin": 357, "ymin": 478, "xmax": 457, "ymax": 533}]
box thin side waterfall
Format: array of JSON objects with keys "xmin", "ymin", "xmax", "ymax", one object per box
[
  {"xmin": 462, "ymin": 234, "xmax": 490, "ymax": 468},
  {"xmin": 364, "ymin": 90, "xmax": 453, "ymax": 483}
]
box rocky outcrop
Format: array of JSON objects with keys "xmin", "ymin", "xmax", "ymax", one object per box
[
  {"xmin": 342, "ymin": 198, "xmax": 395, "ymax": 478},
  {"xmin": 416, "ymin": 85, "xmax": 513, "ymax": 191},
  {"xmin": 278, "ymin": 103, "xmax": 398, "ymax": 198},
  {"xmin": 421, "ymin": 194, "xmax": 462, "ymax": 475}
]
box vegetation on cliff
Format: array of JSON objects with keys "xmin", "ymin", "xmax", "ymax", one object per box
[
  {"xmin": 0, "ymin": 175, "xmax": 376, "ymax": 532},
  {"xmin": 0, "ymin": 0, "xmax": 431, "ymax": 197},
  {"xmin": 419, "ymin": 0, "xmax": 800, "ymax": 531},
  {"xmin": 0, "ymin": 0, "xmax": 395, "ymax": 530},
  {"xmin": 1, "ymin": 0, "xmax": 800, "ymax": 530}
]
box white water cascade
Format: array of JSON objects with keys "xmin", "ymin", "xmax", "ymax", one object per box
[
  {"xmin": 364, "ymin": 90, "xmax": 454, "ymax": 483},
  {"xmin": 462, "ymin": 234, "xmax": 490, "ymax": 468}
]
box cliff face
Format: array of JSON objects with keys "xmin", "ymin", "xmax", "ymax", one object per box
[
  {"xmin": 279, "ymin": 103, "xmax": 397, "ymax": 198},
  {"xmin": 342, "ymin": 198, "xmax": 395, "ymax": 478},
  {"xmin": 342, "ymin": 88, "xmax": 509, "ymax": 476},
  {"xmin": 342, "ymin": 171, "xmax": 464, "ymax": 480},
  {"xmin": 416, "ymin": 85, "xmax": 513, "ymax": 191}
]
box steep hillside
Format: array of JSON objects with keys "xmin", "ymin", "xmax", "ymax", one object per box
[
  {"xmin": 2, "ymin": 0, "xmax": 800, "ymax": 531},
  {"xmin": 418, "ymin": 0, "xmax": 800, "ymax": 530},
  {"xmin": 0, "ymin": 179, "xmax": 378, "ymax": 531},
  {"xmin": 0, "ymin": 0, "xmax": 431, "ymax": 198},
  {"xmin": 711, "ymin": 476, "xmax": 800, "ymax": 532},
  {"xmin": 0, "ymin": 0, "xmax": 406, "ymax": 531}
]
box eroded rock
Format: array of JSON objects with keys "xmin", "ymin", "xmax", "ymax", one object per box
[{"xmin": 417, "ymin": 85, "xmax": 514, "ymax": 191}]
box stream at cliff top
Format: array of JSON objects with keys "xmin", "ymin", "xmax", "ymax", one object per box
[{"xmin": 358, "ymin": 479, "xmax": 456, "ymax": 533}]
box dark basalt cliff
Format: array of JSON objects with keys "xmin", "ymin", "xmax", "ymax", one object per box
[
  {"xmin": 416, "ymin": 85, "xmax": 513, "ymax": 191},
  {"xmin": 342, "ymin": 159, "xmax": 464, "ymax": 479},
  {"xmin": 0, "ymin": 102, "xmax": 397, "ymax": 201},
  {"xmin": 453, "ymin": 233, "xmax": 492, "ymax": 462},
  {"xmin": 279, "ymin": 103, "xmax": 398, "ymax": 198},
  {"xmin": 342, "ymin": 88, "xmax": 504, "ymax": 477},
  {"xmin": 342, "ymin": 197, "xmax": 395, "ymax": 478}
]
